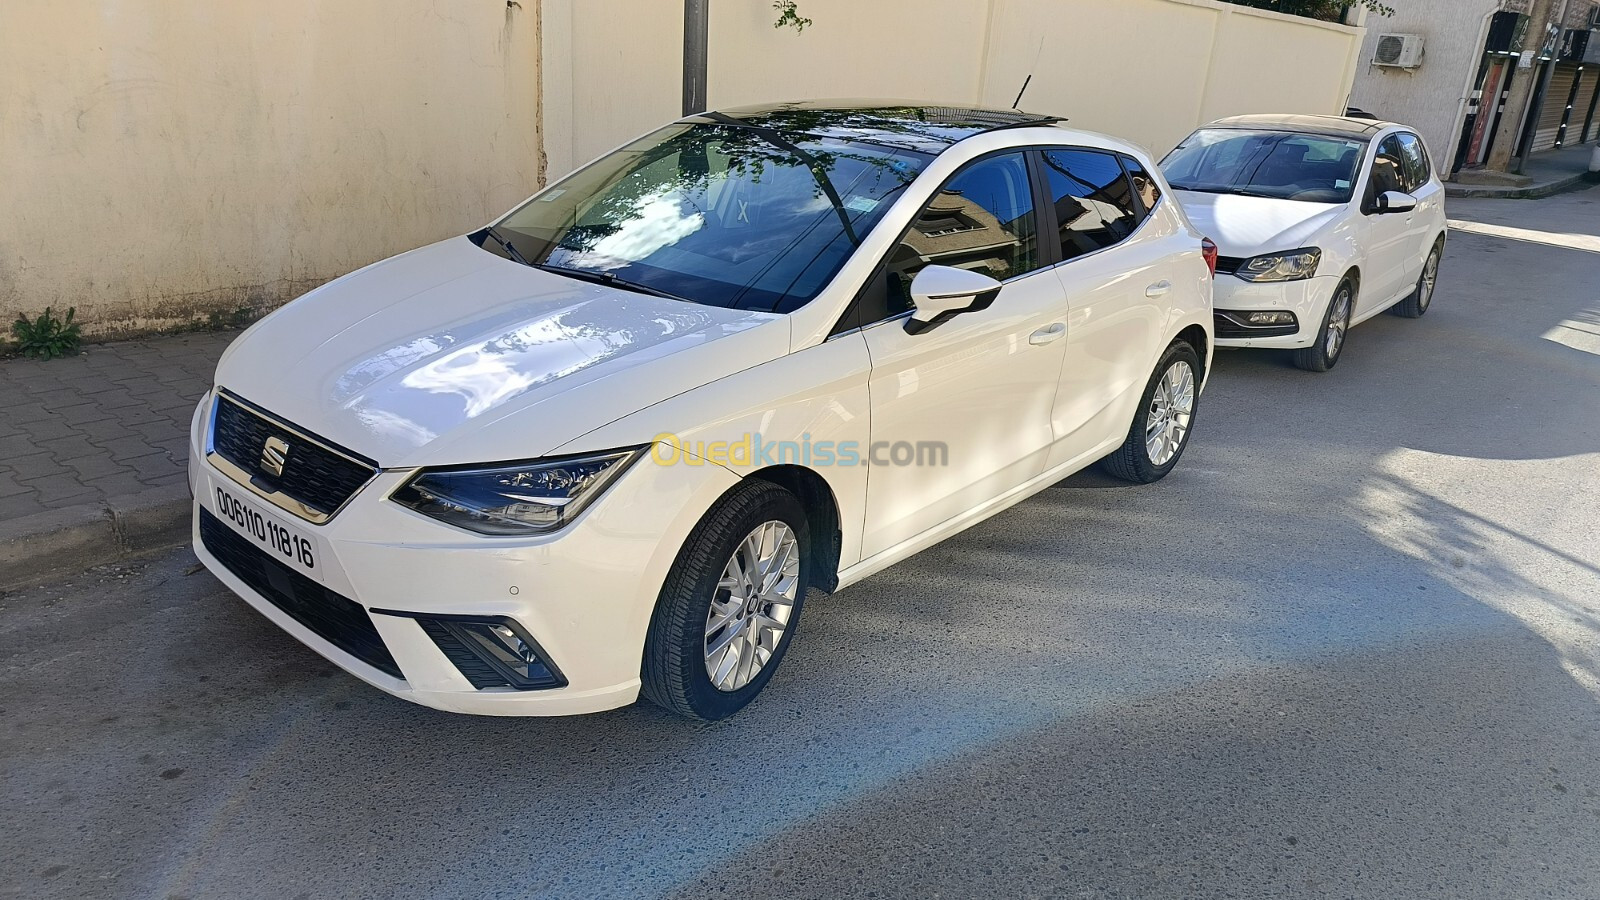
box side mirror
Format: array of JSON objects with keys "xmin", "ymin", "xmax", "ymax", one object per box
[
  {"xmin": 904, "ymin": 266, "xmax": 1003, "ymax": 335},
  {"xmin": 1375, "ymin": 190, "xmax": 1417, "ymax": 214}
]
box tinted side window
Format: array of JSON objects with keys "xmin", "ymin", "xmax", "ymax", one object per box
[
  {"xmin": 1369, "ymin": 136, "xmax": 1406, "ymax": 199},
  {"xmin": 1121, "ymin": 155, "xmax": 1162, "ymax": 220},
  {"xmin": 879, "ymin": 152, "xmax": 1040, "ymax": 315},
  {"xmin": 1040, "ymin": 149, "xmax": 1140, "ymax": 262},
  {"xmin": 1395, "ymin": 133, "xmax": 1430, "ymax": 191}
]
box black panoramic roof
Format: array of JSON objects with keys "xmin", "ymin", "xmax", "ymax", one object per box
[
  {"xmin": 1205, "ymin": 114, "xmax": 1393, "ymax": 141},
  {"xmin": 686, "ymin": 100, "xmax": 1064, "ymax": 154}
]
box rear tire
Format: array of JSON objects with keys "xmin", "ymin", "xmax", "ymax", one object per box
[
  {"xmin": 1391, "ymin": 240, "xmax": 1441, "ymax": 319},
  {"xmin": 1101, "ymin": 340, "xmax": 1201, "ymax": 484},
  {"xmin": 1292, "ymin": 279, "xmax": 1354, "ymax": 372},
  {"xmin": 641, "ymin": 480, "xmax": 809, "ymax": 721}
]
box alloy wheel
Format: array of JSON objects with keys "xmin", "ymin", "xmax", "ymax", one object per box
[
  {"xmin": 1144, "ymin": 360, "xmax": 1195, "ymax": 467},
  {"xmin": 1325, "ymin": 288, "xmax": 1351, "ymax": 360},
  {"xmin": 704, "ymin": 520, "xmax": 800, "ymax": 692},
  {"xmin": 1420, "ymin": 251, "xmax": 1439, "ymax": 311}
]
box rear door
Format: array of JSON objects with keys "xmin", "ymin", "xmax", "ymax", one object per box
[
  {"xmin": 1036, "ymin": 149, "xmax": 1171, "ymax": 470},
  {"xmin": 1356, "ymin": 134, "xmax": 1414, "ymax": 313},
  {"xmin": 1394, "ymin": 131, "xmax": 1443, "ymax": 269}
]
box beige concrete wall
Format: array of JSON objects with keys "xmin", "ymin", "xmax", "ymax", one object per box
[
  {"xmin": 1, "ymin": 1, "xmax": 542, "ymax": 339},
  {"xmin": 705, "ymin": 0, "xmax": 991, "ymax": 111},
  {"xmin": 543, "ymin": 0, "xmax": 1366, "ymax": 181},
  {"xmin": 540, "ymin": 0, "xmax": 682, "ymax": 178}
]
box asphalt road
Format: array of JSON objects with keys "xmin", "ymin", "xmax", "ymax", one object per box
[{"xmin": 4, "ymin": 187, "xmax": 1599, "ymax": 900}]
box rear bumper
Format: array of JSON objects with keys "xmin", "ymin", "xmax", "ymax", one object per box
[{"xmin": 1211, "ymin": 275, "xmax": 1341, "ymax": 349}]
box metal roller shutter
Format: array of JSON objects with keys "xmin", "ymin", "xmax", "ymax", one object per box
[
  {"xmin": 1530, "ymin": 63, "xmax": 1579, "ymax": 152},
  {"xmin": 1578, "ymin": 67, "xmax": 1600, "ymax": 144}
]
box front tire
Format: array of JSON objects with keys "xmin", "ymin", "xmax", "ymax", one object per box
[
  {"xmin": 1101, "ymin": 339, "xmax": 1201, "ymax": 484},
  {"xmin": 641, "ymin": 480, "xmax": 809, "ymax": 720},
  {"xmin": 1292, "ymin": 279, "xmax": 1354, "ymax": 372},
  {"xmin": 1391, "ymin": 240, "xmax": 1441, "ymax": 319}
]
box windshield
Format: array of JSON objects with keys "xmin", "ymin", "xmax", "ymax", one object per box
[
  {"xmin": 482, "ymin": 122, "xmax": 930, "ymax": 312},
  {"xmin": 1161, "ymin": 128, "xmax": 1366, "ymax": 203}
]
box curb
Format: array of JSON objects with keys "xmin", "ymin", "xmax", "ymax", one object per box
[
  {"xmin": 1445, "ymin": 172, "xmax": 1589, "ymax": 199},
  {"xmin": 0, "ymin": 484, "xmax": 193, "ymax": 592}
]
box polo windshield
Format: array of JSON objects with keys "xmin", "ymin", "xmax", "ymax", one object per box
[{"xmin": 1163, "ymin": 128, "xmax": 1366, "ymax": 203}]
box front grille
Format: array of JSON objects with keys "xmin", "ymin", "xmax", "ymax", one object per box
[
  {"xmin": 199, "ymin": 509, "xmax": 402, "ymax": 679},
  {"xmin": 211, "ymin": 393, "xmax": 376, "ymax": 521},
  {"xmin": 1215, "ymin": 256, "xmax": 1247, "ymax": 276}
]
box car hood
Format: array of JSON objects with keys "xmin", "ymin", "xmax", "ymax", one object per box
[
  {"xmin": 214, "ymin": 237, "xmax": 788, "ymax": 467},
  {"xmin": 1173, "ymin": 191, "xmax": 1345, "ymax": 259}
]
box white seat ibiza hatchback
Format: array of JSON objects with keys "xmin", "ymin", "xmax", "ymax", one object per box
[
  {"xmin": 190, "ymin": 103, "xmax": 1214, "ymax": 719},
  {"xmin": 1163, "ymin": 115, "xmax": 1446, "ymax": 372}
]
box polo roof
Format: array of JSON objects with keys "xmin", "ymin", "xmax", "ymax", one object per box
[{"xmin": 1204, "ymin": 114, "xmax": 1398, "ymax": 140}]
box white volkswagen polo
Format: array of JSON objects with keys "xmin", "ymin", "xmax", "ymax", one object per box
[
  {"xmin": 190, "ymin": 102, "xmax": 1213, "ymax": 720},
  {"xmin": 1163, "ymin": 115, "xmax": 1446, "ymax": 371}
]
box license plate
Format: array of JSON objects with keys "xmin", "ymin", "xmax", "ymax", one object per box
[{"xmin": 208, "ymin": 479, "xmax": 322, "ymax": 580}]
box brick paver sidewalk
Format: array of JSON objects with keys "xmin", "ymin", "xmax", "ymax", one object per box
[{"xmin": 1, "ymin": 332, "xmax": 234, "ymax": 522}]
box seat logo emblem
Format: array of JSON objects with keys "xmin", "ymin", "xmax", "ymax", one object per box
[{"xmin": 261, "ymin": 436, "xmax": 289, "ymax": 478}]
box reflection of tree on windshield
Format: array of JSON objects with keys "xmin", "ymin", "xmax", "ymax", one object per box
[{"xmin": 490, "ymin": 111, "xmax": 936, "ymax": 313}]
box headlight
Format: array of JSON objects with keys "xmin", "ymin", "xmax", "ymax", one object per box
[
  {"xmin": 392, "ymin": 449, "xmax": 641, "ymax": 535},
  {"xmin": 1236, "ymin": 248, "xmax": 1321, "ymax": 282}
]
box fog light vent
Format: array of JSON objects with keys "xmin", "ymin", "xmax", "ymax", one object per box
[
  {"xmin": 1245, "ymin": 310, "xmax": 1297, "ymax": 326},
  {"xmin": 376, "ymin": 611, "xmax": 567, "ymax": 691}
]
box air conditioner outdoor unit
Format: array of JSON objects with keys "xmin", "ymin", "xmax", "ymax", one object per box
[{"xmin": 1373, "ymin": 33, "xmax": 1425, "ymax": 68}]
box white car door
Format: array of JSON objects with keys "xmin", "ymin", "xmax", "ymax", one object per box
[
  {"xmin": 1395, "ymin": 131, "xmax": 1445, "ymax": 269},
  {"xmin": 857, "ymin": 151, "xmax": 1068, "ymax": 559},
  {"xmin": 1034, "ymin": 149, "xmax": 1171, "ymax": 470},
  {"xmin": 1356, "ymin": 134, "xmax": 1415, "ymax": 314}
]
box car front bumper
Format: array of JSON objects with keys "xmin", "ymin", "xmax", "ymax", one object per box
[
  {"xmin": 1211, "ymin": 274, "xmax": 1342, "ymax": 349},
  {"xmin": 187, "ymin": 395, "xmax": 739, "ymax": 716}
]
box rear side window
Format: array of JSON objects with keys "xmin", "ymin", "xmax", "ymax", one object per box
[
  {"xmin": 1039, "ymin": 149, "xmax": 1140, "ymax": 262},
  {"xmin": 1121, "ymin": 155, "xmax": 1163, "ymax": 219},
  {"xmin": 1394, "ymin": 133, "xmax": 1431, "ymax": 191},
  {"xmin": 1369, "ymin": 135, "xmax": 1407, "ymax": 198}
]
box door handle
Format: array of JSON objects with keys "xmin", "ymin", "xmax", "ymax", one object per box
[
  {"xmin": 1145, "ymin": 280, "xmax": 1172, "ymax": 298},
  {"xmin": 1029, "ymin": 323, "xmax": 1066, "ymax": 346}
]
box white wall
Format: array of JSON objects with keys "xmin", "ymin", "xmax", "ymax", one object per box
[
  {"xmin": 542, "ymin": 0, "xmax": 1367, "ymax": 180},
  {"xmin": 979, "ymin": 0, "xmax": 1366, "ymax": 155},
  {"xmin": 1, "ymin": 1, "xmax": 542, "ymax": 338}
]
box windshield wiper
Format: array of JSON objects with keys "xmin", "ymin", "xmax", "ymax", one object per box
[
  {"xmin": 480, "ymin": 227, "xmax": 533, "ymax": 267},
  {"xmin": 533, "ymin": 263, "xmax": 691, "ymax": 303},
  {"xmin": 1171, "ymin": 185, "xmax": 1262, "ymax": 197}
]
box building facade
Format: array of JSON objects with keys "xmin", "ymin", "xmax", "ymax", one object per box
[{"xmin": 1350, "ymin": 0, "xmax": 1600, "ymax": 176}]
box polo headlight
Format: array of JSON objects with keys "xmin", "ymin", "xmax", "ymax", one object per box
[
  {"xmin": 392, "ymin": 449, "xmax": 641, "ymax": 535},
  {"xmin": 1236, "ymin": 248, "xmax": 1321, "ymax": 282}
]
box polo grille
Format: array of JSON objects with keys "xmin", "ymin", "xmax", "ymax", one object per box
[
  {"xmin": 1215, "ymin": 256, "xmax": 1247, "ymax": 276},
  {"xmin": 199, "ymin": 508, "xmax": 402, "ymax": 679},
  {"xmin": 211, "ymin": 393, "xmax": 377, "ymax": 520}
]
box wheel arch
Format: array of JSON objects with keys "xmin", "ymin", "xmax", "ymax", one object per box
[
  {"xmin": 1174, "ymin": 323, "xmax": 1210, "ymax": 382},
  {"xmin": 1341, "ymin": 265, "xmax": 1361, "ymax": 294},
  {"xmin": 747, "ymin": 465, "xmax": 842, "ymax": 593}
]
